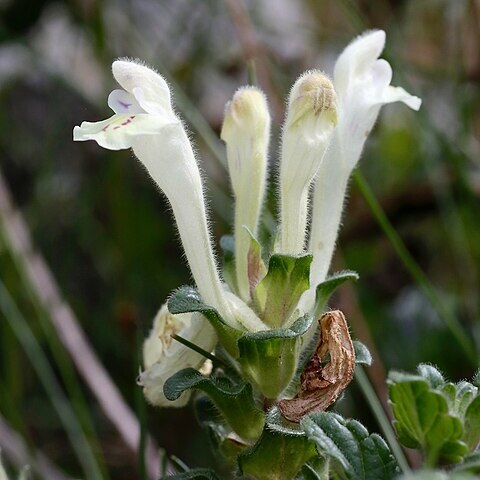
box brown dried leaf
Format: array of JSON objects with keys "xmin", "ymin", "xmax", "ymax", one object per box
[{"xmin": 278, "ymin": 310, "xmax": 355, "ymax": 423}]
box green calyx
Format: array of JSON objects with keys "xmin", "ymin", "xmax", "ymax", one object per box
[
  {"xmin": 164, "ymin": 368, "xmax": 265, "ymax": 440},
  {"xmin": 253, "ymin": 253, "xmax": 313, "ymax": 328},
  {"xmin": 238, "ymin": 314, "xmax": 314, "ymax": 399}
]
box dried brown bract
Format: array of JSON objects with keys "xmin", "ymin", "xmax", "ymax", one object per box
[{"xmin": 278, "ymin": 310, "xmax": 355, "ymax": 423}]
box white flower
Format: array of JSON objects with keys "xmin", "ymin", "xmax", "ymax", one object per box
[
  {"xmin": 276, "ymin": 71, "xmax": 337, "ymax": 255},
  {"xmin": 73, "ymin": 61, "xmax": 178, "ymax": 150},
  {"xmin": 304, "ymin": 30, "xmax": 422, "ymax": 307},
  {"xmin": 221, "ymin": 87, "xmax": 270, "ymax": 302},
  {"xmin": 74, "ymin": 59, "xmax": 266, "ymax": 332},
  {"xmin": 139, "ymin": 303, "xmax": 216, "ymax": 407}
]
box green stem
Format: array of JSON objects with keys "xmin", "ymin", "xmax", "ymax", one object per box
[
  {"xmin": 353, "ymin": 170, "xmax": 477, "ymax": 366},
  {"xmin": 355, "ymin": 366, "xmax": 411, "ymax": 474}
]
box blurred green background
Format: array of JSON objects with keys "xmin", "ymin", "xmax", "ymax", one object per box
[{"xmin": 0, "ymin": 0, "xmax": 479, "ymax": 478}]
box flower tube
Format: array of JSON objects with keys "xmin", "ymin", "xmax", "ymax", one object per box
[
  {"xmin": 305, "ymin": 30, "xmax": 422, "ymax": 309},
  {"xmin": 277, "ymin": 71, "xmax": 337, "ymax": 256},
  {"xmin": 221, "ymin": 87, "xmax": 270, "ymax": 302},
  {"xmin": 74, "ymin": 60, "xmax": 266, "ymax": 332}
]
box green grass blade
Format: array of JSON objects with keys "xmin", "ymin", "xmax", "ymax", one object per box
[
  {"xmin": 0, "ymin": 280, "xmax": 104, "ymax": 480},
  {"xmin": 353, "ymin": 170, "xmax": 477, "ymax": 365},
  {"xmin": 355, "ymin": 366, "xmax": 411, "ymax": 474},
  {"xmin": 136, "ymin": 324, "xmax": 147, "ymax": 480}
]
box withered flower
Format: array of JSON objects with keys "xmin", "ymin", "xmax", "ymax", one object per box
[{"xmin": 278, "ymin": 310, "xmax": 355, "ymax": 423}]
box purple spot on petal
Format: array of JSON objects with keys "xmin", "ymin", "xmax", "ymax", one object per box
[{"xmin": 119, "ymin": 101, "xmax": 132, "ymax": 109}]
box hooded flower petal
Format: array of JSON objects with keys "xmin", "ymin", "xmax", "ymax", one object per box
[
  {"xmin": 139, "ymin": 303, "xmax": 217, "ymax": 407},
  {"xmin": 334, "ymin": 30, "xmax": 386, "ymax": 98},
  {"xmin": 112, "ymin": 60, "xmax": 172, "ymax": 115},
  {"xmin": 332, "ymin": 30, "xmax": 421, "ymax": 171}
]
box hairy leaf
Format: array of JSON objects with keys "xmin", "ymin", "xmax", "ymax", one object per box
[
  {"xmin": 314, "ymin": 271, "xmax": 359, "ymax": 317},
  {"xmin": 353, "ymin": 340, "xmax": 372, "ymax": 366},
  {"xmin": 453, "ymin": 452, "xmax": 480, "ymax": 475},
  {"xmin": 164, "ymin": 368, "xmax": 264, "ymax": 440},
  {"xmin": 416, "ymin": 365, "xmax": 480, "ymax": 453},
  {"xmin": 388, "ymin": 371, "xmax": 468, "ymax": 465},
  {"xmin": 417, "ymin": 364, "xmax": 445, "ymax": 389},
  {"xmin": 301, "ymin": 412, "xmax": 398, "ymax": 479},
  {"xmin": 463, "ymin": 396, "xmax": 480, "ymax": 451}
]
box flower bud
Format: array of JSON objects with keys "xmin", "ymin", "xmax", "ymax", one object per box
[
  {"xmin": 277, "ymin": 71, "xmax": 337, "ymax": 256},
  {"xmin": 221, "ymin": 87, "xmax": 270, "ymax": 302},
  {"xmin": 139, "ymin": 303, "xmax": 216, "ymax": 407}
]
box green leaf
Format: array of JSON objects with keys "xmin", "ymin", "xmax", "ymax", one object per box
[
  {"xmin": 436, "ymin": 378, "xmax": 480, "ymax": 452},
  {"xmin": 353, "ymin": 341, "xmax": 372, "ymax": 366},
  {"xmin": 164, "ymin": 368, "xmax": 265, "ymax": 440},
  {"xmin": 238, "ymin": 314, "xmax": 314, "ymax": 399},
  {"xmin": 394, "ymin": 366, "xmax": 480, "ymax": 456},
  {"xmin": 238, "ymin": 409, "xmax": 317, "ymax": 480},
  {"xmin": 254, "ymin": 253, "xmax": 312, "ymax": 328},
  {"xmin": 209, "ymin": 425, "xmax": 248, "ymax": 461},
  {"xmin": 301, "ymin": 412, "xmax": 398, "ymax": 480},
  {"xmin": 161, "ymin": 468, "xmax": 221, "ymax": 479},
  {"xmin": 417, "ymin": 364, "xmax": 445, "ymax": 389},
  {"xmin": 219, "ymin": 235, "xmax": 237, "ymax": 294},
  {"xmin": 454, "ymin": 452, "xmax": 480, "ymax": 474},
  {"xmin": 301, "ymin": 457, "xmax": 329, "ymax": 480},
  {"xmin": 455, "ymin": 382, "xmax": 478, "ymax": 420},
  {"xmin": 194, "ymin": 397, "xmax": 248, "ymax": 461},
  {"xmin": 314, "ymin": 271, "xmax": 359, "ymax": 318},
  {"xmin": 472, "ymin": 371, "xmax": 480, "ymax": 388},
  {"xmin": 388, "ymin": 371, "xmax": 468, "ymax": 466},
  {"xmin": 399, "ymin": 470, "xmax": 477, "ymax": 480},
  {"xmin": 464, "ymin": 396, "xmax": 480, "ymax": 451},
  {"xmin": 168, "ymin": 286, "xmax": 243, "ymax": 358},
  {"xmin": 301, "ymin": 464, "xmax": 323, "ymax": 480}
]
